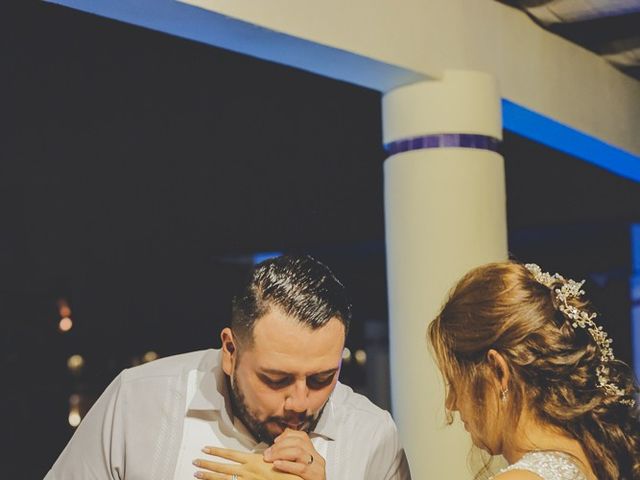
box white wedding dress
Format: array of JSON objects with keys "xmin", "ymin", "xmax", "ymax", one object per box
[{"xmin": 494, "ymin": 451, "xmax": 587, "ymax": 480}]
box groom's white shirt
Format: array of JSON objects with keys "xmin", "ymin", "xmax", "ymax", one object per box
[
  {"xmin": 172, "ymin": 358, "xmax": 329, "ymax": 480},
  {"xmin": 45, "ymin": 349, "xmax": 411, "ymax": 480}
]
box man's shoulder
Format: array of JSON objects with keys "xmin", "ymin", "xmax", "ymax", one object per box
[
  {"xmin": 120, "ymin": 349, "xmax": 218, "ymax": 384},
  {"xmin": 328, "ymin": 383, "xmax": 403, "ymax": 458},
  {"xmin": 332, "ymin": 382, "xmax": 394, "ymax": 423}
]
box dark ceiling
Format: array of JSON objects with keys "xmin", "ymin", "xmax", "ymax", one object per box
[{"xmin": 499, "ymin": 0, "xmax": 640, "ymax": 80}]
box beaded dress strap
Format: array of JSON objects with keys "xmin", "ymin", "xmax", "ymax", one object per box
[{"xmin": 495, "ymin": 451, "xmax": 587, "ymax": 480}]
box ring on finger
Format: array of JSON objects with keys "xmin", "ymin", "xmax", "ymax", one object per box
[{"xmin": 307, "ymin": 454, "xmax": 314, "ymax": 465}]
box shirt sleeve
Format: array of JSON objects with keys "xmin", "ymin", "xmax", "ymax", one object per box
[
  {"xmin": 44, "ymin": 372, "xmax": 127, "ymax": 480},
  {"xmin": 364, "ymin": 411, "xmax": 412, "ymax": 480}
]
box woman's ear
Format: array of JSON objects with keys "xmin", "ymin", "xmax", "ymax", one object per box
[
  {"xmin": 220, "ymin": 328, "xmax": 237, "ymax": 376},
  {"xmin": 486, "ymin": 349, "xmax": 510, "ymax": 392}
]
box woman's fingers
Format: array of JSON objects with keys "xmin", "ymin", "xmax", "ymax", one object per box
[
  {"xmin": 203, "ymin": 446, "xmax": 250, "ymax": 464},
  {"xmin": 193, "ymin": 458, "xmax": 238, "ymax": 475},
  {"xmin": 193, "ymin": 470, "xmax": 232, "ymax": 480}
]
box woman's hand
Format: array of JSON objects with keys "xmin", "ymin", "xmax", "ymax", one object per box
[{"xmin": 193, "ymin": 446, "xmax": 301, "ymax": 480}]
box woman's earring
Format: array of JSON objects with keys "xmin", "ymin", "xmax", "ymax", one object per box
[{"xmin": 500, "ymin": 388, "xmax": 509, "ymax": 402}]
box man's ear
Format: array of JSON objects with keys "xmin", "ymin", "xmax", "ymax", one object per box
[
  {"xmin": 486, "ymin": 349, "xmax": 510, "ymax": 392},
  {"xmin": 220, "ymin": 327, "xmax": 237, "ymax": 376}
]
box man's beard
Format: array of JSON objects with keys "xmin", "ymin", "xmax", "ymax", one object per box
[{"xmin": 227, "ymin": 373, "xmax": 323, "ymax": 445}]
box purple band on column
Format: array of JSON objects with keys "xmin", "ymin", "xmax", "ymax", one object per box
[{"xmin": 384, "ymin": 133, "xmax": 500, "ymax": 155}]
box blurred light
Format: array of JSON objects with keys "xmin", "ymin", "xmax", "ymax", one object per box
[
  {"xmin": 142, "ymin": 351, "xmax": 158, "ymax": 363},
  {"xmin": 354, "ymin": 349, "xmax": 367, "ymax": 365},
  {"xmin": 68, "ymin": 395, "xmax": 83, "ymax": 428},
  {"xmin": 67, "ymin": 354, "xmax": 84, "ymax": 372},
  {"xmin": 252, "ymin": 252, "xmax": 283, "ymax": 265},
  {"xmin": 342, "ymin": 347, "xmax": 352, "ymax": 363},
  {"xmin": 58, "ymin": 317, "xmax": 73, "ymax": 332},
  {"xmin": 57, "ymin": 298, "xmax": 72, "ymax": 318},
  {"xmin": 68, "ymin": 410, "xmax": 81, "ymax": 428}
]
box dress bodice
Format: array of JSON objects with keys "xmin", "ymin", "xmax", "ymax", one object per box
[{"xmin": 495, "ymin": 451, "xmax": 587, "ymax": 480}]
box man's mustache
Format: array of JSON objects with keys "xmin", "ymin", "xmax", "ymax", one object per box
[{"xmin": 266, "ymin": 414, "xmax": 314, "ymax": 428}]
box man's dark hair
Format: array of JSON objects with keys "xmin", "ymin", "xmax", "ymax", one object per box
[{"xmin": 231, "ymin": 255, "xmax": 351, "ymax": 345}]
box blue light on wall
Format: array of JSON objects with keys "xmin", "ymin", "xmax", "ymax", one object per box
[{"xmin": 502, "ymin": 99, "xmax": 640, "ymax": 183}]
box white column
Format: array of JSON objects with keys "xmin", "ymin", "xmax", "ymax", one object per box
[{"xmin": 382, "ymin": 71, "xmax": 508, "ymax": 479}]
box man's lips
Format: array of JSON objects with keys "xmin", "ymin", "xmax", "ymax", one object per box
[{"xmin": 275, "ymin": 421, "xmax": 307, "ymax": 430}]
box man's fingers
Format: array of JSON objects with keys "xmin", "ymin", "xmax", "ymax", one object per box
[
  {"xmin": 263, "ymin": 440, "xmax": 298, "ymax": 462},
  {"xmin": 268, "ymin": 436, "xmax": 306, "ymax": 452},
  {"xmin": 265, "ymin": 445, "xmax": 311, "ymax": 464},
  {"xmin": 193, "ymin": 458, "xmax": 238, "ymax": 475},
  {"xmin": 273, "ymin": 459, "xmax": 310, "ymax": 476},
  {"xmin": 203, "ymin": 446, "xmax": 249, "ymax": 464},
  {"xmin": 275, "ymin": 428, "xmax": 310, "ymax": 443},
  {"xmin": 270, "ymin": 433, "xmax": 314, "ymax": 453}
]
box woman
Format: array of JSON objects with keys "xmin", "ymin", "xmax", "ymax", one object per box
[
  {"xmin": 196, "ymin": 261, "xmax": 640, "ymax": 479},
  {"xmin": 429, "ymin": 261, "xmax": 640, "ymax": 479}
]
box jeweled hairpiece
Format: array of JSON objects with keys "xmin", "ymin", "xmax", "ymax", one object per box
[{"xmin": 524, "ymin": 263, "xmax": 635, "ymax": 408}]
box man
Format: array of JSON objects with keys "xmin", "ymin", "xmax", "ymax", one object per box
[{"xmin": 45, "ymin": 255, "xmax": 411, "ymax": 480}]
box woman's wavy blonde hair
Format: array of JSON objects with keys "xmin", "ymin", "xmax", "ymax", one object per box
[{"xmin": 428, "ymin": 261, "xmax": 640, "ymax": 480}]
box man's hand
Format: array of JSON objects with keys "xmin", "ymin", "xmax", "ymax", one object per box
[{"xmin": 263, "ymin": 429, "xmax": 326, "ymax": 480}]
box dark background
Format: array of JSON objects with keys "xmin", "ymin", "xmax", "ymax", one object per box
[{"xmin": 3, "ymin": 2, "xmax": 640, "ymax": 477}]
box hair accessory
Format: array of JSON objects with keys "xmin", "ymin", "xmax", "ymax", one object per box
[
  {"xmin": 500, "ymin": 388, "xmax": 509, "ymax": 402},
  {"xmin": 524, "ymin": 263, "xmax": 635, "ymax": 408}
]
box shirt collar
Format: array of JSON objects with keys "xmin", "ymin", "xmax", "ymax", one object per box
[
  {"xmin": 309, "ymin": 392, "xmax": 338, "ymax": 441},
  {"xmin": 187, "ymin": 350, "xmax": 260, "ymax": 448},
  {"xmin": 189, "ymin": 363, "xmax": 229, "ymax": 411}
]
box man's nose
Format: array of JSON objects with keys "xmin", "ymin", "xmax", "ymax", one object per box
[{"xmin": 284, "ymin": 379, "xmax": 309, "ymax": 413}]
